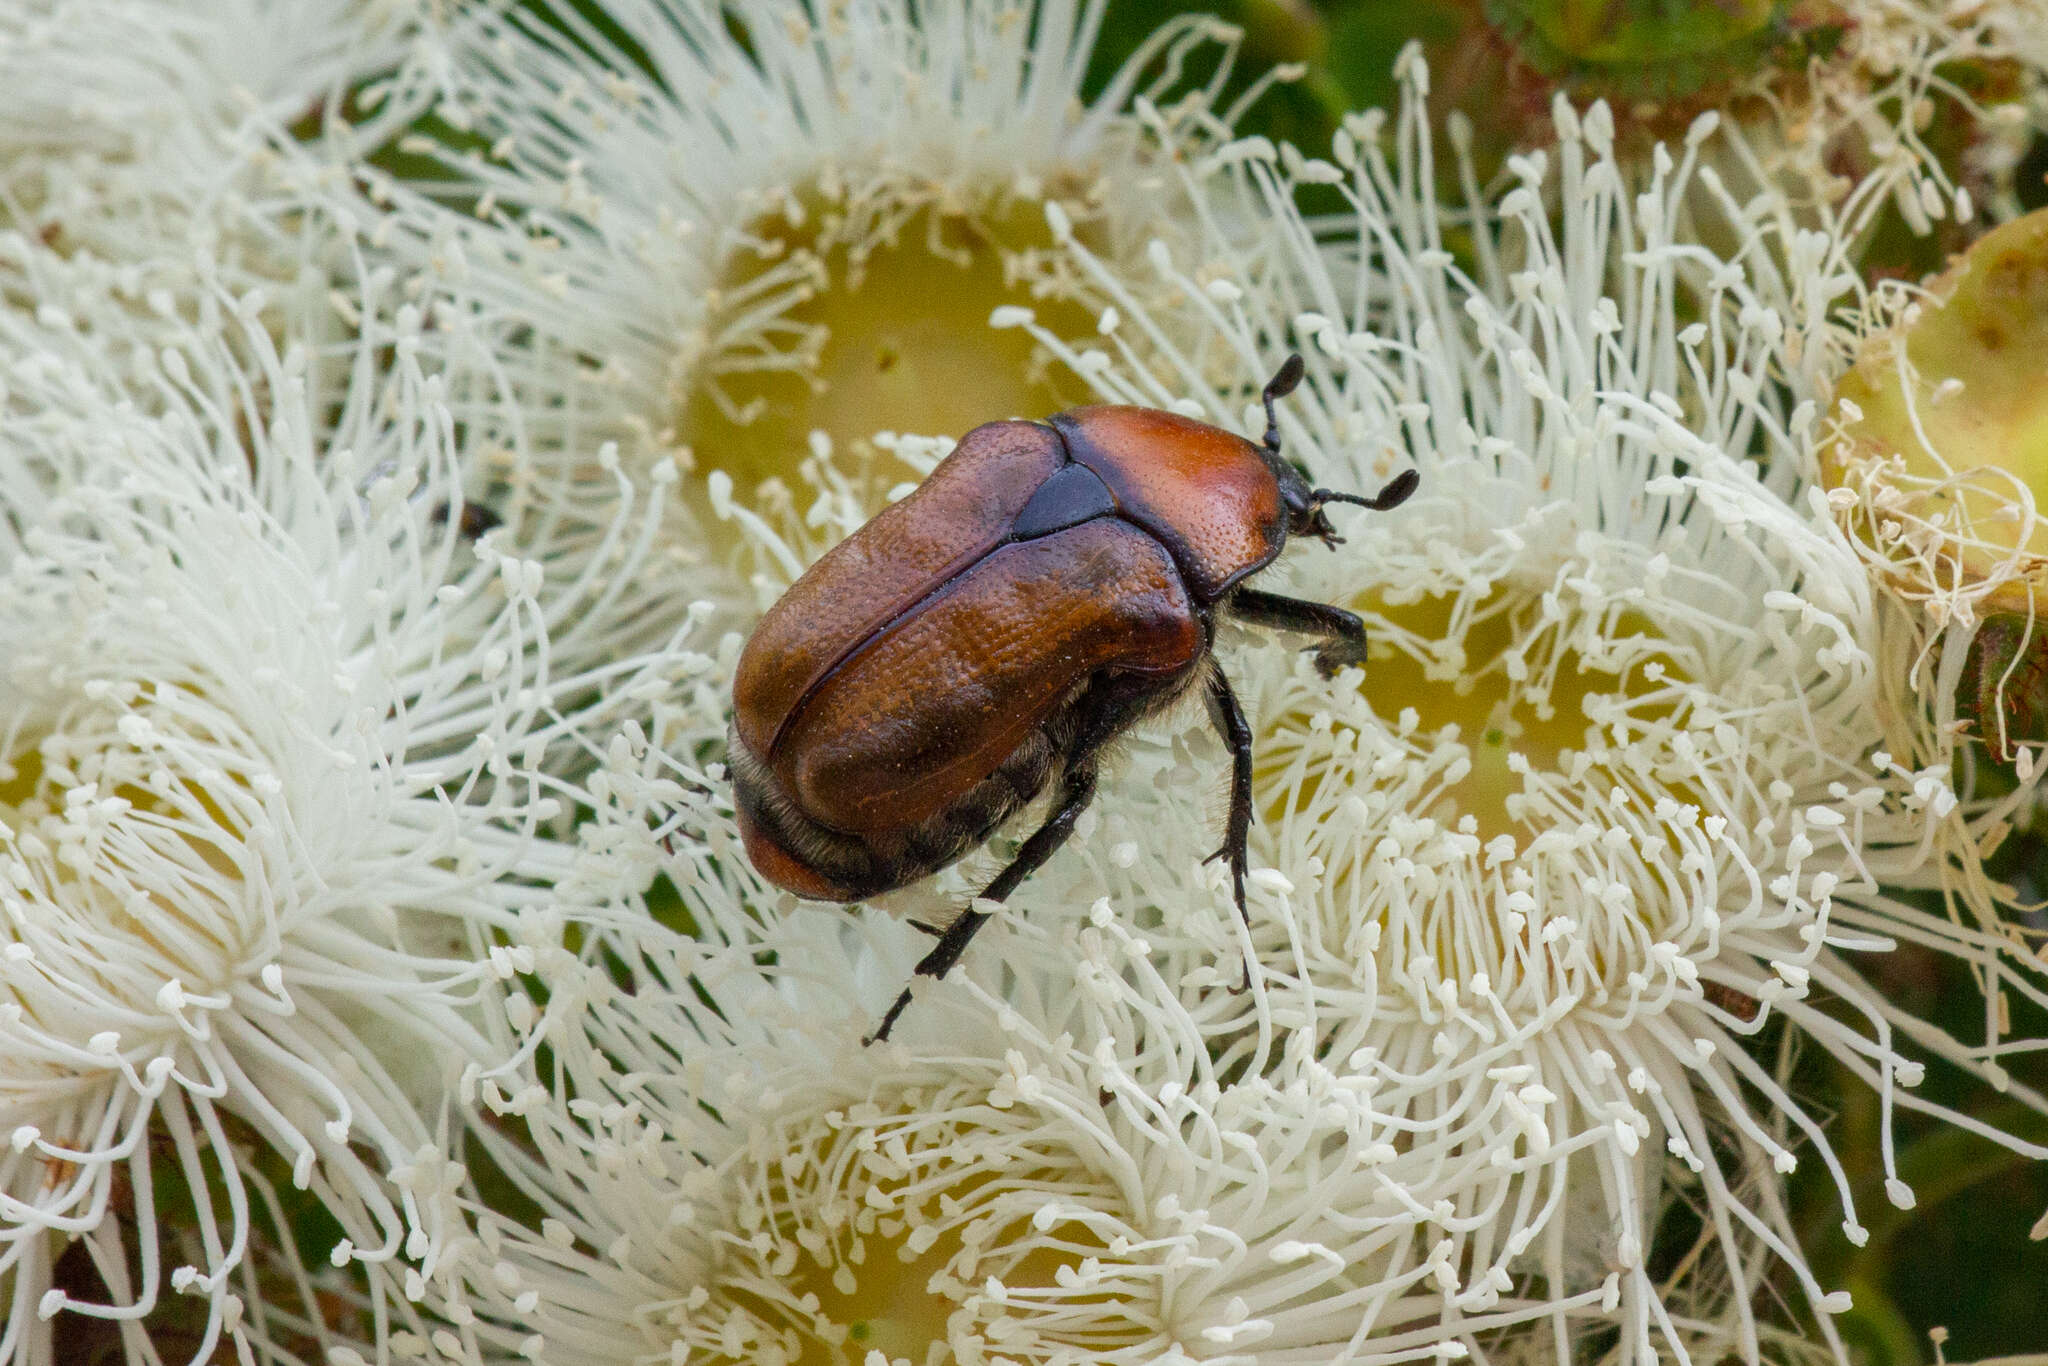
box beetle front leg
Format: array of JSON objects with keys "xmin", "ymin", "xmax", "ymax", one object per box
[
  {"xmin": 864, "ymin": 766, "xmax": 1101, "ymax": 1046},
  {"xmin": 1231, "ymin": 587, "xmax": 1369, "ymax": 678}
]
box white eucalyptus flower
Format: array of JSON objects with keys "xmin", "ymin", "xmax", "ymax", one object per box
[
  {"xmin": 0, "ymin": 0, "xmax": 449, "ymax": 340},
  {"xmin": 340, "ymin": 688, "xmax": 1875, "ymax": 1366},
  {"xmin": 382, "ymin": 835, "xmax": 1686, "ymax": 1366},
  {"xmin": 376, "ymin": 0, "xmax": 1278, "ymax": 626},
  {"xmin": 970, "ymin": 54, "xmax": 2048, "ymax": 1362},
  {"xmin": 0, "ymin": 279, "xmax": 601, "ymax": 1366},
  {"xmin": 375, "ymin": 695, "xmax": 1877, "ymax": 1366}
]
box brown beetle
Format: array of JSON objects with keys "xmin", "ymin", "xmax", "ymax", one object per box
[{"xmin": 728, "ymin": 356, "xmax": 1417, "ymax": 1042}]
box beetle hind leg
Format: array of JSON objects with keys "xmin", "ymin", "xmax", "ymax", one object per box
[
  {"xmin": 861, "ymin": 672, "xmax": 1191, "ymax": 1044},
  {"xmin": 864, "ymin": 765, "xmax": 1101, "ymax": 1046}
]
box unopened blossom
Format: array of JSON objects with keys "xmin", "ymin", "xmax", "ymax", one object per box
[
  {"xmin": 1418, "ymin": 0, "xmax": 2044, "ymax": 246},
  {"xmin": 980, "ymin": 54, "xmax": 2048, "ymax": 1361},
  {"xmin": 375, "ymin": 0, "xmax": 1278, "ymax": 627},
  {"xmin": 0, "ymin": 279, "xmax": 615, "ymax": 1365},
  {"xmin": 1824, "ymin": 206, "xmax": 2048, "ymax": 759}
]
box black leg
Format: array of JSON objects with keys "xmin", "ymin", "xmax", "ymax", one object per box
[
  {"xmin": 864, "ymin": 766, "xmax": 1100, "ymax": 1045},
  {"xmin": 1232, "ymin": 587, "xmax": 1369, "ymax": 678},
  {"xmin": 1203, "ymin": 665, "xmax": 1259, "ymax": 996},
  {"xmin": 1201, "ymin": 665, "xmax": 1253, "ymax": 928}
]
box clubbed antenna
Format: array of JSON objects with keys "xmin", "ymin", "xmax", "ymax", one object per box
[
  {"xmin": 1261, "ymin": 353, "xmax": 1306, "ymax": 455},
  {"xmin": 1317, "ymin": 468, "xmax": 1420, "ymax": 513}
]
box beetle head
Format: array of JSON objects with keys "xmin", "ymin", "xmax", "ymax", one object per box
[
  {"xmin": 1255, "ymin": 353, "xmax": 1418, "ymax": 548},
  {"xmin": 1299, "ymin": 469, "xmax": 1421, "ymax": 546},
  {"xmin": 1274, "ymin": 464, "xmax": 1346, "ymax": 547}
]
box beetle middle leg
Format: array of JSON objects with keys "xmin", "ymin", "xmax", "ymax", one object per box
[
  {"xmin": 1232, "ymin": 587, "xmax": 1370, "ymax": 678},
  {"xmin": 1202, "ymin": 664, "xmax": 1257, "ymax": 995},
  {"xmin": 863, "ymin": 765, "xmax": 1100, "ymax": 1046}
]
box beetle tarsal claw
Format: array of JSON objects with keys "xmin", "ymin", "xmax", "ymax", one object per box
[
  {"xmin": 1312, "ymin": 640, "xmax": 1369, "ymax": 680},
  {"xmin": 1226, "ymin": 957, "xmax": 1254, "ymax": 995},
  {"xmin": 864, "ymin": 983, "xmax": 918, "ymax": 1047}
]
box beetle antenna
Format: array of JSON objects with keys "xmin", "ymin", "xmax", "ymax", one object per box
[
  {"xmin": 1314, "ymin": 467, "xmax": 1420, "ymax": 513},
  {"xmin": 1260, "ymin": 353, "xmax": 1306, "ymax": 454}
]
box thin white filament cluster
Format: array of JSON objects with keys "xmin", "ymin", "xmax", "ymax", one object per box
[
  {"xmin": 395, "ymin": 868, "xmax": 1645, "ymax": 1366},
  {"xmin": 1816, "ymin": 271, "xmax": 2048, "ymax": 953},
  {"xmin": 1747, "ymin": 0, "xmax": 2041, "ymax": 233},
  {"xmin": 0, "ymin": 0, "xmax": 454, "ymax": 343},
  {"xmin": 1820, "ymin": 265, "xmax": 2048, "ymax": 627},
  {"xmin": 0, "ymin": 278, "xmax": 586, "ymax": 1365},
  {"xmin": 984, "ymin": 51, "xmax": 2048, "ymax": 1363}
]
